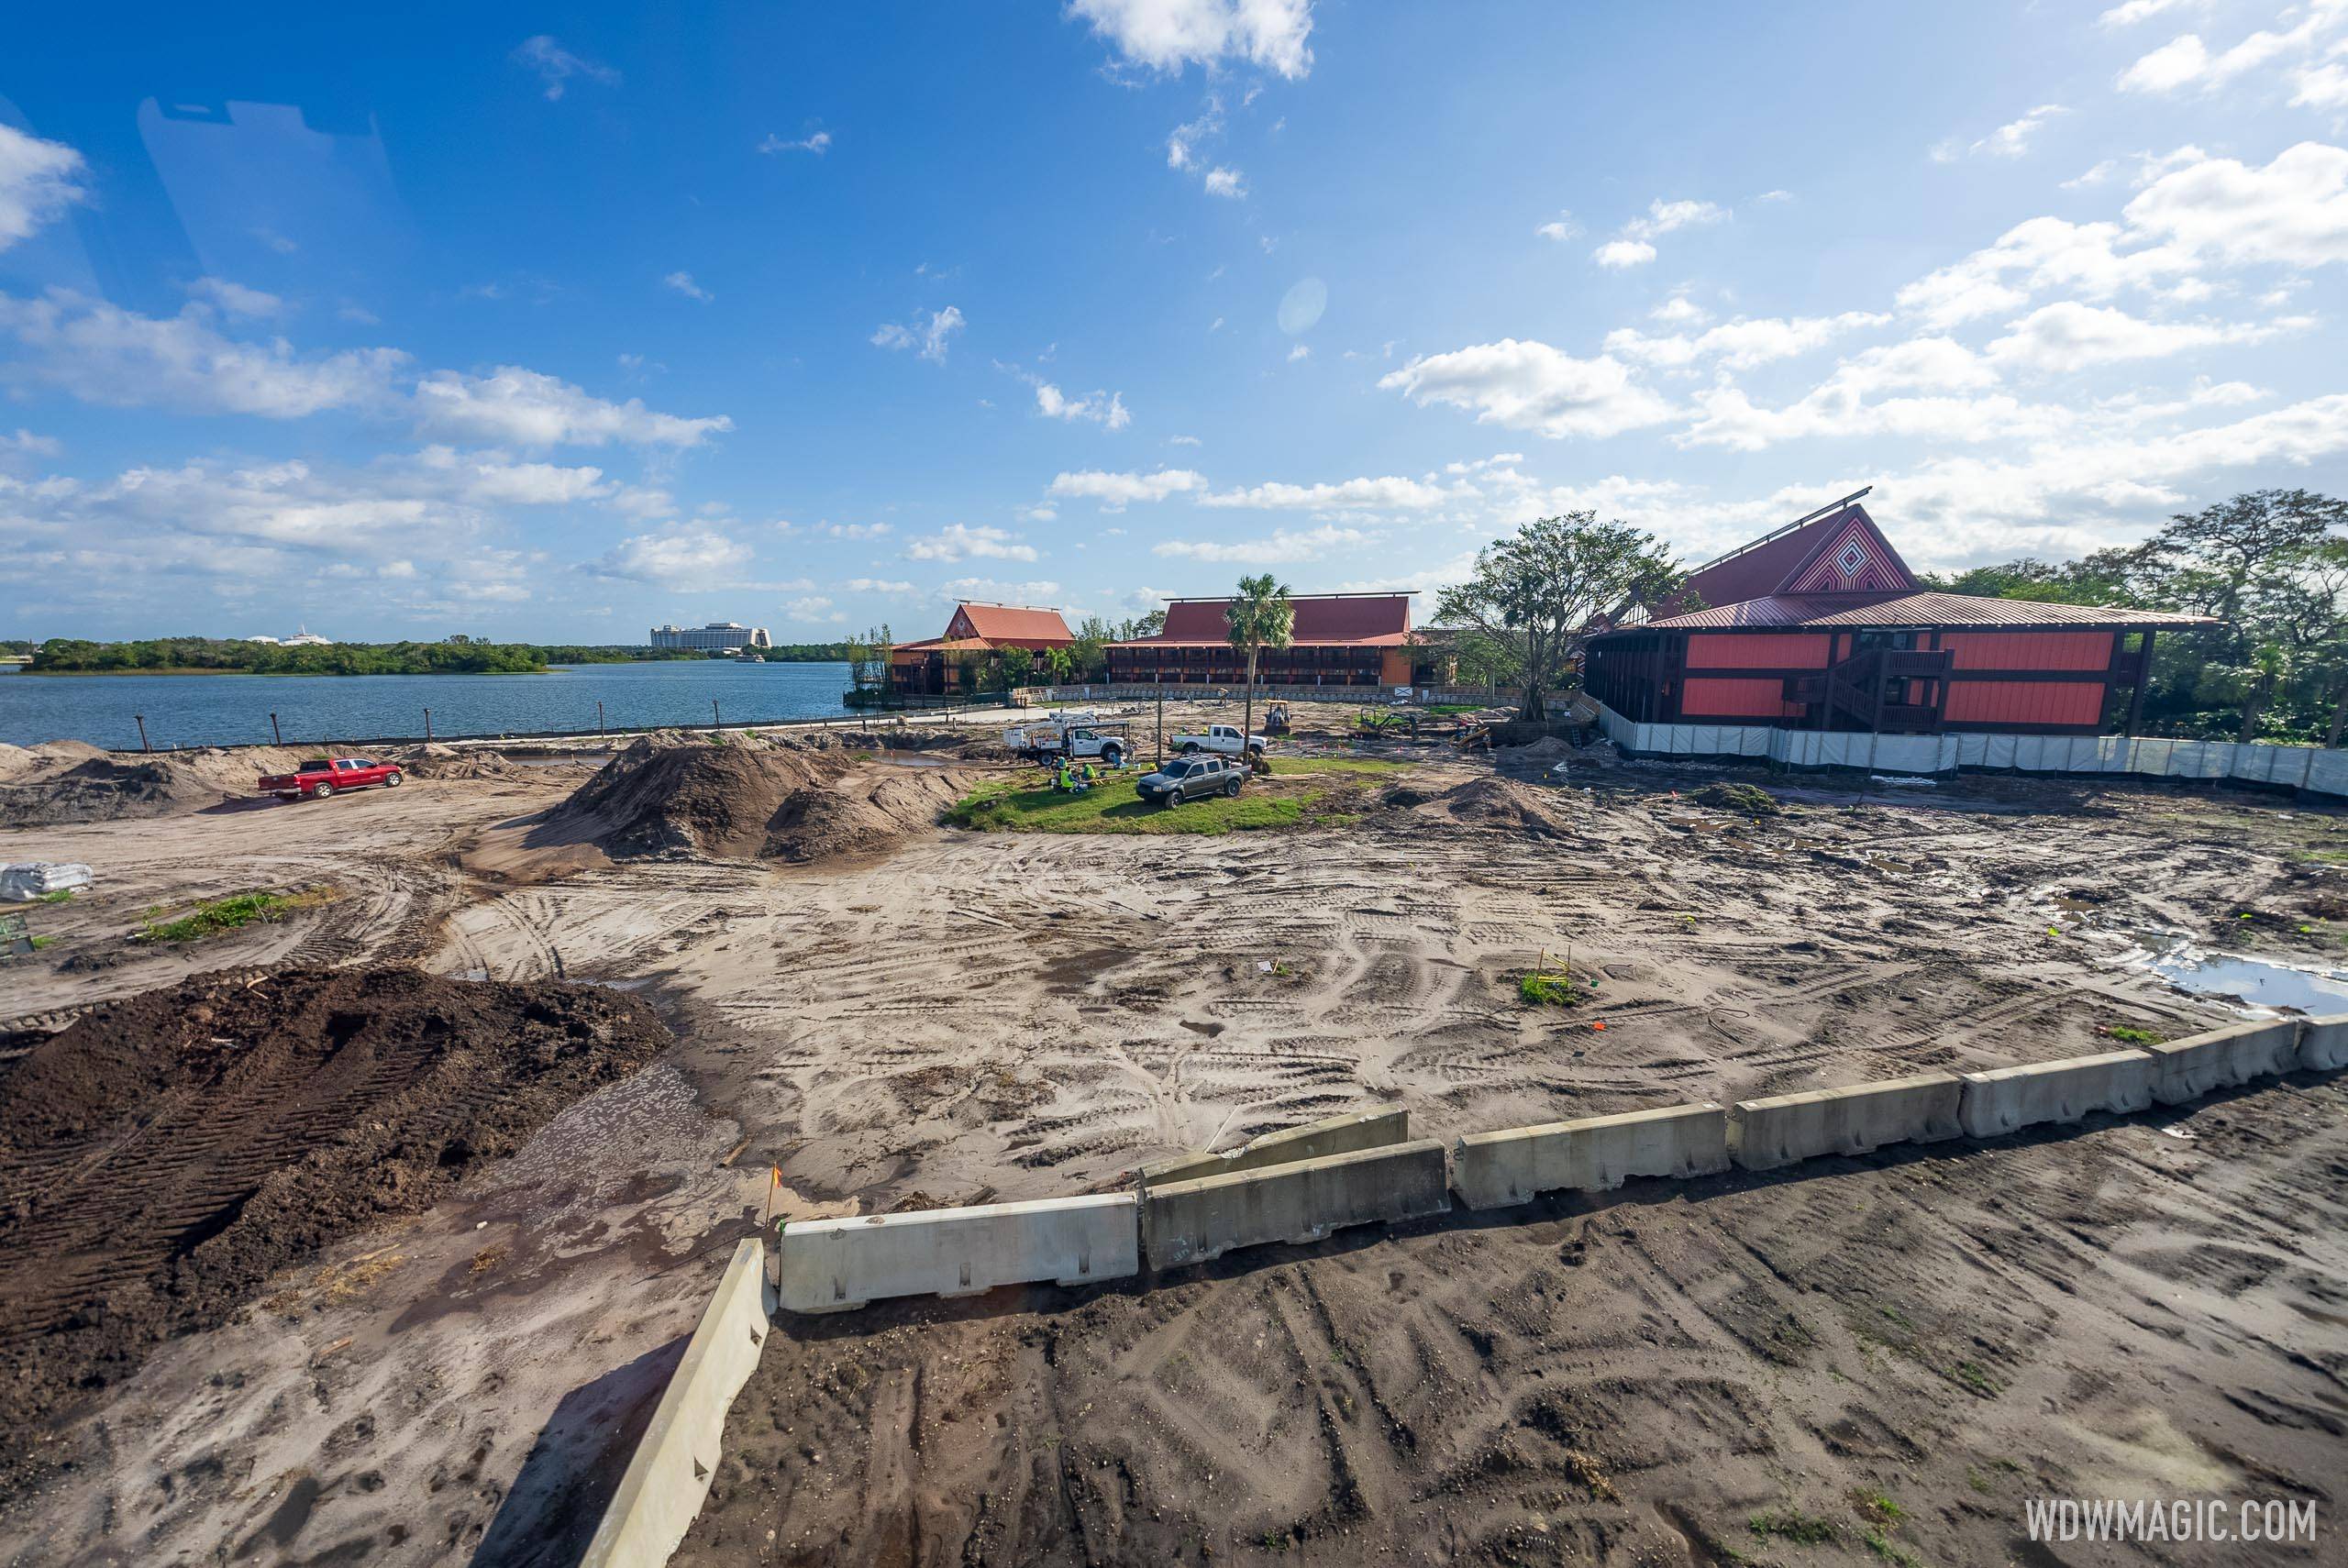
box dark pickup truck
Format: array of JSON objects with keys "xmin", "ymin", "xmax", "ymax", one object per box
[
  {"xmin": 258, "ymin": 756, "xmax": 404, "ymax": 801},
  {"xmin": 1136, "ymin": 755, "xmax": 1245, "ymax": 808}
]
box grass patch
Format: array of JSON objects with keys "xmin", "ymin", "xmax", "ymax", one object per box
[
  {"xmin": 947, "ymin": 772, "xmax": 1309, "ymax": 836},
  {"xmin": 28, "ymin": 934, "xmax": 55, "ymax": 951},
  {"xmin": 36, "ymin": 889, "xmax": 75, "ymax": 904},
  {"xmin": 2105, "ymin": 1024, "xmax": 2162, "ymax": 1044},
  {"xmin": 1266, "ymin": 756, "xmax": 1412, "ymax": 776},
  {"xmin": 1864, "ymin": 1529, "xmax": 1922, "ymax": 1567},
  {"xmin": 1947, "ymin": 1360, "xmax": 2000, "ymax": 1397},
  {"xmin": 1518, "ymin": 969, "xmax": 1586, "ymax": 1007},
  {"xmin": 1749, "ymin": 1507, "xmax": 1840, "ymax": 1546},
  {"xmin": 137, "ymin": 889, "xmax": 316, "ymax": 944}
]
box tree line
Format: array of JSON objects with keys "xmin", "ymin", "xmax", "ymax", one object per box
[{"xmin": 22, "ymin": 636, "xmax": 858, "ymax": 676}]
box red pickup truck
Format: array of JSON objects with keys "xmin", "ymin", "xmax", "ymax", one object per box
[{"xmin": 259, "ymin": 756, "xmax": 404, "ymax": 801}]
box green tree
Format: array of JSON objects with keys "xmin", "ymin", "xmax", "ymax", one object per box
[
  {"xmin": 996, "ymin": 645, "xmax": 1036, "ymax": 694},
  {"xmin": 1438, "ymin": 513, "xmax": 1684, "ymax": 723},
  {"xmin": 1224, "ymin": 573, "xmax": 1294, "ymax": 753}
]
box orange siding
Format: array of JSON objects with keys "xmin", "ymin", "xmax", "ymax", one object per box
[
  {"xmin": 1379, "ymin": 648, "xmax": 1412, "ymax": 685},
  {"xmin": 1685, "ymin": 633, "xmax": 1833, "ymax": 669},
  {"xmin": 1943, "ymin": 680, "xmax": 2106, "ymax": 726},
  {"xmin": 1941, "ymin": 631, "xmax": 2112, "ymax": 671},
  {"xmin": 1680, "ymin": 677, "xmax": 1798, "ymax": 719}
]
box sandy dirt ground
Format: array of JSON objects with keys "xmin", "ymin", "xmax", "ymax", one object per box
[{"xmin": 0, "ymin": 703, "xmax": 2343, "ymax": 1567}]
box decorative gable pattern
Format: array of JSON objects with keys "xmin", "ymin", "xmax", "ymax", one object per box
[{"xmin": 1780, "ymin": 513, "xmax": 1914, "ymax": 595}]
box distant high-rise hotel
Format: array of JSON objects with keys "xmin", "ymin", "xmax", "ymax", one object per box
[{"xmin": 649, "ymin": 621, "xmax": 772, "ymax": 651}]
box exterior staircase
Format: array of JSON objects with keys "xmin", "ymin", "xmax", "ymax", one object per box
[{"xmin": 1789, "ymin": 646, "xmax": 1952, "ymax": 732}]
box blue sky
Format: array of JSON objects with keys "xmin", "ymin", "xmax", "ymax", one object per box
[{"xmin": 3, "ymin": 0, "xmax": 2345, "ymax": 644}]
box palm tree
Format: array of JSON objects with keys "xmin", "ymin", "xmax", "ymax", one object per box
[{"xmin": 1225, "ymin": 573, "xmax": 1294, "ymax": 762}]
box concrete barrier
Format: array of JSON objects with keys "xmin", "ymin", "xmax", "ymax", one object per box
[
  {"xmin": 1135, "ymin": 1108, "xmax": 1410, "ymax": 1189},
  {"xmin": 1957, "ymin": 1050, "xmax": 2155, "ymax": 1137},
  {"xmin": 581, "ymin": 1237, "xmax": 770, "ymax": 1568},
  {"xmin": 2146, "ymin": 1019, "xmax": 2302, "ymax": 1104},
  {"xmin": 1725, "ymin": 1072, "xmax": 1964, "ymax": 1172},
  {"xmin": 776, "ymin": 1194, "xmax": 1138, "ymax": 1315},
  {"xmin": 1142, "ymin": 1139, "xmax": 1450, "ymax": 1268},
  {"xmin": 2298, "ymin": 1014, "xmax": 2347, "ymax": 1072},
  {"xmin": 1452, "ymin": 1103, "xmax": 1729, "ymax": 1209}
]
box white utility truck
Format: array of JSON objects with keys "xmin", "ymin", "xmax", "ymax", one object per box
[{"xmin": 1168, "ymin": 723, "xmax": 1268, "ymax": 759}]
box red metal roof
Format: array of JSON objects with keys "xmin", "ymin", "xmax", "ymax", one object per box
[
  {"xmin": 1652, "ymin": 501, "xmax": 1914, "ymax": 619},
  {"xmin": 1113, "ymin": 593, "xmax": 1412, "ymax": 647},
  {"xmin": 948, "ymin": 602, "xmax": 1075, "ymax": 646},
  {"xmin": 1631, "ymin": 591, "xmax": 2216, "ymax": 632}
]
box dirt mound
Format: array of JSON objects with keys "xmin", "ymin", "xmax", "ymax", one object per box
[
  {"xmin": 1414, "ymin": 776, "xmax": 1578, "ymax": 839},
  {"xmin": 542, "ymin": 736, "xmax": 964, "ymax": 862},
  {"xmin": 0, "ymin": 744, "xmax": 306, "ymax": 825},
  {"xmin": 393, "ymin": 743, "xmax": 546, "ymax": 782},
  {"xmin": 1697, "ymin": 780, "xmax": 1784, "ymax": 817},
  {"xmin": 0, "ymin": 966, "xmax": 671, "ymax": 1462}
]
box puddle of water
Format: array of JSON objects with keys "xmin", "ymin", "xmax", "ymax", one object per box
[{"xmin": 2131, "ymin": 938, "xmax": 2348, "ymax": 1014}]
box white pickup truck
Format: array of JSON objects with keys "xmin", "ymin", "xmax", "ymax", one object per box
[
  {"xmin": 1170, "ymin": 723, "xmax": 1268, "ymax": 759},
  {"xmin": 1004, "ymin": 713, "xmax": 1129, "ymax": 767}
]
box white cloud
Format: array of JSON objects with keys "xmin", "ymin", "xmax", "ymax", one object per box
[
  {"xmin": 1604, "ymin": 310, "xmax": 1891, "ymax": 371},
  {"xmin": 1034, "ymin": 381, "xmax": 1133, "ymax": 428},
  {"xmin": 0, "ymin": 290, "xmax": 406, "ymax": 418},
  {"xmin": 1047, "ymin": 468, "xmax": 1207, "ymax": 508},
  {"xmin": 1894, "ymin": 215, "xmax": 2200, "ymax": 328},
  {"xmin": 1168, "ymin": 433, "xmax": 1202, "ymax": 446},
  {"xmin": 821, "ymin": 522, "xmax": 892, "ymax": 539},
  {"xmin": 1678, "ymin": 337, "xmax": 2055, "ymax": 451},
  {"xmin": 1534, "ymin": 213, "xmax": 1581, "ymax": 242},
  {"xmin": 1167, "ymin": 97, "xmax": 1223, "ymax": 170},
  {"xmin": 1983, "ymin": 300, "xmax": 2298, "ymax": 372},
  {"xmin": 2100, "ymin": 0, "xmax": 2191, "ymax": 26},
  {"xmin": 663, "ymin": 271, "xmax": 714, "ymax": 303},
  {"xmin": 1066, "ymin": 0, "xmax": 1314, "ymax": 80},
  {"xmin": 2298, "ymin": 61, "xmax": 2348, "ymax": 109},
  {"xmin": 512, "ymin": 36, "xmax": 621, "ymax": 101},
  {"xmin": 758, "ymin": 130, "xmax": 832, "ymax": 155},
  {"xmin": 1650, "ymin": 296, "xmax": 1710, "ymax": 326},
  {"xmin": 1933, "ymin": 103, "xmax": 2066, "ymax": 163},
  {"xmin": 871, "ymin": 305, "xmax": 966, "ymax": 363},
  {"xmin": 1591, "ymin": 239, "xmax": 1656, "ymax": 270},
  {"xmin": 839, "ymin": 577, "xmax": 914, "ymax": 592},
  {"xmin": 413, "ymin": 366, "xmax": 733, "ymax": 447},
  {"xmin": 0, "ymin": 124, "xmax": 86, "ymax": 251},
  {"xmin": 184, "ymin": 277, "xmax": 284, "ymax": 317},
  {"xmin": 2123, "ymin": 141, "xmax": 2348, "ymax": 269},
  {"xmin": 1378, "ymin": 339, "xmax": 1677, "ymax": 439},
  {"xmin": 1202, "ymin": 165, "xmax": 1247, "ymax": 199},
  {"xmin": 784, "ymin": 595, "xmax": 840, "ymax": 621},
  {"xmin": 585, "ymin": 525, "xmax": 756, "ymax": 586},
  {"xmin": 2, "ymin": 427, "xmax": 61, "ymax": 457},
  {"xmin": 905, "ymin": 523, "xmax": 1038, "ymax": 562},
  {"xmin": 936, "ymin": 576, "xmax": 1062, "ymax": 603},
  {"xmin": 2064, "ymin": 159, "xmax": 2120, "ymax": 189},
  {"xmin": 412, "ymin": 444, "xmax": 612, "ymax": 505},
  {"xmin": 1152, "ymin": 522, "xmax": 1367, "ymax": 562},
  {"xmin": 1286, "ymin": 343, "xmax": 1310, "ymax": 361},
  {"xmin": 2117, "ymin": 2, "xmax": 2348, "ymax": 94},
  {"xmin": 1198, "ymin": 475, "xmax": 1452, "ymax": 511}
]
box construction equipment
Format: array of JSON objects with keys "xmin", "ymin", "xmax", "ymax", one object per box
[{"xmin": 1263, "ymin": 701, "xmax": 1291, "ymax": 736}]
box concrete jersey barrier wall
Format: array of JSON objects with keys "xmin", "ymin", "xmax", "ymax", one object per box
[
  {"xmin": 2146, "ymin": 1020, "xmax": 2303, "ymax": 1104},
  {"xmin": 581, "ymin": 1237, "xmax": 770, "ymax": 1568},
  {"xmin": 2300, "ymin": 1014, "xmax": 2348, "ymax": 1072},
  {"xmin": 1957, "ymin": 1050, "xmax": 2157, "ymax": 1138},
  {"xmin": 1142, "ymin": 1139, "xmax": 1450, "ymax": 1268},
  {"xmin": 1452, "ymin": 1103, "xmax": 1728, "ymax": 1209},
  {"xmin": 1135, "ymin": 1108, "xmax": 1410, "ymax": 1189},
  {"xmin": 1726, "ymin": 1072, "xmax": 1964, "ymax": 1172},
  {"xmin": 777, "ymin": 1194, "xmax": 1138, "ymax": 1315}
]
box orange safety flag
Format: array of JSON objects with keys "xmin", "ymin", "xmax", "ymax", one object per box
[
  {"xmin": 1590, "ymin": 1020, "xmax": 1607, "ymax": 1032},
  {"xmin": 760, "ymin": 1165, "xmax": 781, "ymax": 1220}
]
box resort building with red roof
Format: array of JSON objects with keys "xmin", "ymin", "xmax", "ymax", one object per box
[
  {"xmin": 1105, "ymin": 593, "xmax": 1417, "ymax": 689},
  {"xmin": 889, "ymin": 602, "xmax": 1077, "ymax": 695},
  {"xmin": 1582, "ymin": 494, "xmax": 2215, "ymax": 736}
]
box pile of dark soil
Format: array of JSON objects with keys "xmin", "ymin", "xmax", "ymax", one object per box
[
  {"xmin": 544, "ymin": 737, "xmax": 964, "ymax": 862},
  {"xmin": 1697, "ymin": 781, "xmax": 1784, "ymax": 817},
  {"xmin": 0, "ymin": 966, "xmax": 671, "ymax": 1464},
  {"xmin": 0, "ymin": 744, "xmax": 306, "ymax": 825}
]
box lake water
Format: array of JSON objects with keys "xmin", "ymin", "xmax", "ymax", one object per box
[{"xmin": 0, "ymin": 660, "xmax": 860, "ymax": 750}]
